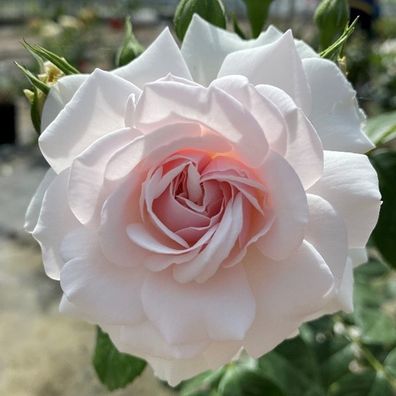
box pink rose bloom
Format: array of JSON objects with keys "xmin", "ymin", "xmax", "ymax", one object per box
[{"xmin": 26, "ymin": 16, "xmax": 381, "ymax": 385}]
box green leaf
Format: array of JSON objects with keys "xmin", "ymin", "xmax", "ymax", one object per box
[
  {"xmin": 15, "ymin": 62, "xmax": 50, "ymax": 94},
  {"xmin": 328, "ymin": 371, "xmax": 393, "ymax": 396},
  {"xmin": 384, "ymin": 348, "xmax": 396, "ymax": 380},
  {"xmin": 258, "ymin": 337, "xmax": 324, "ymax": 395},
  {"xmin": 370, "ymin": 150, "xmax": 396, "ymax": 269},
  {"xmin": 174, "ymin": 0, "xmax": 227, "ymax": 41},
  {"xmin": 314, "ymin": 0, "xmax": 350, "ymax": 51},
  {"xmin": 241, "ymin": 0, "xmax": 273, "ymax": 38},
  {"xmin": 366, "ymin": 112, "xmax": 396, "ymax": 145},
  {"xmin": 354, "ymin": 307, "xmax": 396, "ymax": 345},
  {"xmin": 218, "ymin": 365, "xmax": 284, "ymax": 396},
  {"xmin": 22, "ymin": 40, "xmax": 79, "ymax": 75},
  {"xmin": 93, "ymin": 327, "xmax": 146, "ymax": 391},
  {"xmin": 116, "ymin": 17, "xmax": 144, "ymax": 67},
  {"xmin": 181, "ymin": 368, "xmax": 226, "ymax": 396}
]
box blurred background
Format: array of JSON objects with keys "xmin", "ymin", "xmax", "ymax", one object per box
[{"xmin": 0, "ymin": 1, "xmax": 395, "ymax": 395}]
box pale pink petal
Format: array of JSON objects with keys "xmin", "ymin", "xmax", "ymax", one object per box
[
  {"xmin": 142, "ymin": 264, "xmax": 255, "ymax": 344},
  {"xmin": 306, "ymin": 194, "xmax": 348, "ymax": 290},
  {"xmin": 244, "ymin": 242, "xmax": 334, "ymax": 358},
  {"xmin": 25, "ymin": 169, "xmax": 56, "ymax": 233},
  {"xmin": 173, "ymin": 194, "xmax": 244, "ymax": 283},
  {"xmin": 146, "ymin": 341, "xmax": 241, "ymax": 386},
  {"xmin": 255, "ymin": 151, "xmax": 308, "ymax": 260},
  {"xmin": 59, "ymin": 227, "xmax": 97, "ymax": 262},
  {"xmin": 218, "ymin": 30, "xmax": 311, "ymax": 113},
  {"xmin": 144, "ymin": 249, "xmax": 200, "ymax": 272},
  {"xmin": 256, "ymin": 84, "xmax": 323, "ymax": 189},
  {"xmin": 41, "ymin": 74, "xmax": 88, "ymax": 131},
  {"xmin": 113, "ymin": 28, "xmax": 192, "ymax": 87},
  {"xmin": 39, "ymin": 69, "xmax": 141, "ymax": 173},
  {"xmin": 181, "ymin": 14, "xmax": 314, "ymax": 86},
  {"xmin": 303, "ymin": 58, "xmax": 374, "ymax": 153},
  {"xmin": 32, "ymin": 170, "xmax": 79, "ymax": 280},
  {"xmin": 59, "ymin": 294, "xmax": 97, "ymax": 324},
  {"xmin": 153, "ymin": 186, "xmax": 209, "ymax": 232},
  {"xmin": 134, "ymin": 79, "xmax": 269, "ymax": 167},
  {"xmin": 60, "ymin": 254, "xmax": 146, "ymax": 325},
  {"xmin": 308, "ymin": 151, "xmax": 381, "ymax": 248},
  {"xmin": 126, "ymin": 222, "xmax": 217, "ymax": 255},
  {"xmin": 99, "ymin": 173, "xmax": 149, "ymax": 267},
  {"xmin": 349, "ymin": 248, "xmax": 368, "ymax": 267},
  {"xmin": 105, "ymin": 123, "xmax": 231, "ymax": 181},
  {"xmin": 211, "ymin": 75, "xmax": 287, "ymax": 155},
  {"xmin": 105, "ymin": 322, "xmax": 208, "ymax": 360},
  {"xmin": 68, "ymin": 128, "xmax": 141, "ymax": 226}
]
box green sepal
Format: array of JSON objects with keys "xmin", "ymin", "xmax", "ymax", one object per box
[
  {"xmin": 320, "ymin": 17, "xmax": 358, "ymax": 61},
  {"xmin": 15, "ymin": 61, "xmax": 50, "ymax": 95},
  {"xmin": 22, "ymin": 40, "xmax": 79, "ymax": 75}
]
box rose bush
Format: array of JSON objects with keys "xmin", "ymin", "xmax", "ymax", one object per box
[{"xmin": 25, "ymin": 15, "xmax": 381, "ymax": 385}]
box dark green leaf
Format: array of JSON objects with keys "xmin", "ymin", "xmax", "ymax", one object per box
[
  {"xmin": 93, "ymin": 327, "xmax": 146, "ymax": 391},
  {"xmin": 366, "ymin": 112, "xmax": 396, "ymax": 146},
  {"xmin": 174, "ymin": 0, "xmax": 226, "ymax": 41},
  {"xmin": 370, "ymin": 150, "xmax": 396, "ymax": 269},
  {"xmin": 218, "ymin": 365, "xmax": 284, "ymax": 396},
  {"xmin": 241, "ymin": 0, "xmax": 273, "ymax": 38},
  {"xmin": 258, "ymin": 337, "xmax": 324, "ymax": 396},
  {"xmin": 384, "ymin": 348, "xmax": 396, "ymax": 379},
  {"xmin": 355, "ymin": 307, "xmax": 396, "ymax": 345},
  {"xmin": 328, "ymin": 371, "xmax": 393, "ymax": 396},
  {"xmin": 116, "ymin": 17, "xmax": 144, "ymax": 67}
]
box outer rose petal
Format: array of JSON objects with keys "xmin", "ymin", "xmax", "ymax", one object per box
[
  {"xmin": 113, "ymin": 28, "xmax": 192, "ymax": 87},
  {"xmin": 141, "ymin": 265, "xmax": 255, "ymax": 344},
  {"xmin": 211, "ymin": 75, "xmax": 288, "ymax": 155},
  {"xmin": 308, "ymin": 151, "xmax": 381, "ymax": 248},
  {"xmin": 32, "ymin": 170, "xmax": 79, "ymax": 280},
  {"xmin": 24, "ymin": 168, "xmax": 56, "ymax": 232},
  {"xmin": 349, "ymin": 248, "xmax": 368, "ymax": 267},
  {"xmin": 256, "ymin": 151, "xmax": 309, "ymax": 260},
  {"xmin": 41, "ymin": 28, "xmax": 191, "ymax": 130},
  {"xmin": 104, "ymin": 322, "xmax": 209, "ymax": 360},
  {"xmin": 255, "ymin": 84, "xmax": 323, "ymax": 189},
  {"xmin": 303, "ymin": 58, "xmax": 374, "ymax": 153},
  {"xmin": 39, "ymin": 69, "xmax": 141, "ymax": 173},
  {"xmin": 181, "ymin": 14, "xmax": 317, "ymax": 86},
  {"xmin": 68, "ymin": 127, "xmax": 141, "ymax": 226},
  {"xmin": 146, "ymin": 341, "xmax": 241, "ymax": 386},
  {"xmin": 218, "ymin": 30, "xmax": 311, "ymax": 113},
  {"xmin": 60, "ymin": 252, "xmax": 146, "ymax": 325},
  {"xmin": 41, "ymin": 74, "xmax": 88, "ymax": 131},
  {"xmin": 305, "ymin": 194, "xmax": 348, "ymax": 284},
  {"xmin": 244, "ymin": 242, "xmax": 334, "ymax": 358}
]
